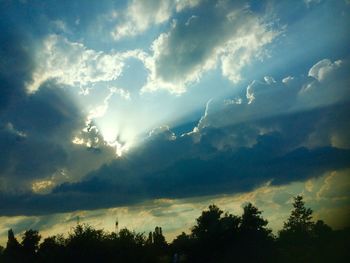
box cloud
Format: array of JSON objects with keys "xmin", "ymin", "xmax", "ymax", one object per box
[
  {"xmin": 111, "ymin": 0, "xmax": 173, "ymax": 40},
  {"xmin": 26, "ymin": 35, "xmax": 141, "ymax": 93},
  {"xmin": 299, "ymin": 59, "xmax": 349, "ymax": 108},
  {"xmin": 1, "ymin": 101, "xmax": 349, "ymax": 216},
  {"xmin": 0, "ymin": 22, "xmax": 86, "ymax": 193},
  {"xmin": 1, "ymin": 54, "xmax": 350, "ymax": 215},
  {"xmin": 308, "ymin": 59, "xmax": 342, "ymax": 82},
  {"xmin": 140, "ymin": 0, "xmax": 279, "ymax": 94},
  {"xmin": 196, "ymin": 58, "xmax": 350, "ymax": 132},
  {"xmin": 175, "ymin": 0, "xmax": 201, "ymax": 12},
  {"xmin": 2, "ymin": 168, "xmax": 349, "ymax": 245},
  {"xmin": 87, "ymin": 87, "xmax": 130, "ymax": 121},
  {"xmin": 0, "ymin": 1, "xmax": 349, "ymax": 245},
  {"xmin": 111, "ymin": 0, "xmax": 203, "ymax": 41},
  {"xmin": 0, "ymin": 80, "xmax": 116, "ymax": 193},
  {"xmin": 0, "ymin": 24, "xmax": 34, "ymax": 111},
  {"xmin": 0, "ymin": 86, "xmax": 76, "ymax": 189},
  {"xmin": 316, "ymin": 170, "xmax": 350, "ymax": 201},
  {"xmin": 282, "ymin": 76, "xmax": 294, "ymax": 84}
]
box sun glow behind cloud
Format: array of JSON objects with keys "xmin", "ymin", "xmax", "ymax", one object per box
[
  {"xmin": 22, "ymin": 0, "xmax": 282, "ymax": 158},
  {"xmin": 1, "ymin": 0, "xmax": 349, "ymax": 247}
]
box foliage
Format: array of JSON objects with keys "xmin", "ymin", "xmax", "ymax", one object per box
[
  {"xmin": 0, "ymin": 196, "xmax": 349, "ymax": 263},
  {"xmin": 281, "ymin": 195, "xmax": 314, "ymax": 235},
  {"xmin": 21, "ymin": 230, "xmax": 41, "ymax": 263}
]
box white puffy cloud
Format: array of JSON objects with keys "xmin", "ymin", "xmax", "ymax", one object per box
[
  {"xmin": 282, "ymin": 76, "xmax": 294, "ymax": 84},
  {"xmin": 175, "ymin": 0, "xmax": 201, "ymax": 12},
  {"xmin": 299, "ymin": 58, "xmax": 349, "ymax": 108},
  {"xmin": 264, "ymin": 76, "xmax": 276, "ymax": 85},
  {"xmin": 220, "ymin": 20, "xmax": 277, "ymax": 83},
  {"xmin": 111, "ymin": 0, "xmax": 203, "ymax": 40},
  {"xmin": 316, "ymin": 170, "xmax": 350, "ymax": 201},
  {"xmin": 26, "ymin": 35, "xmax": 142, "ymax": 93},
  {"xmin": 148, "ymin": 125, "xmax": 177, "ymax": 141},
  {"xmin": 191, "ymin": 57, "xmax": 350, "ymax": 151},
  {"xmin": 87, "ymin": 87, "xmax": 130, "ymax": 121},
  {"xmin": 29, "ymin": 3, "xmax": 279, "ymax": 96},
  {"xmin": 308, "ymin": 59, "xmax": 342, "ymax": 82},
  {"xmin": 111, "ymin": 0, "xmax": 173, "ymax": 40},
  {"xmin": 140, "ymin": 1, "xmax": 279, "ymax": 94}
]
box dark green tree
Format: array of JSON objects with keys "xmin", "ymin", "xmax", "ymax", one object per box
[
  {"xmin": 278, "ymin": 195, "xmax": 321, "ymax": 262},
  {"xmin": 312, "ymin": 220, "xmax": 332, "ymax": 238},
  {"xmin": 152, "ymin": 226, "xmax": 166, "ymax": 248},
  {"xmin": 38, "ymin": 235, "xmax": 66, "ymax": 263},
  {"xmin": 189, "ymin": 205, "xmax": 241, "ymax": 262},
  {"xmin": 192, "ymin": 204, "xmax": 223, "ymax": 240},
  {"xmin": 146, "ymin": 231, "xmax": 153, "ymax": 245},
  {"xmin": 281, "ymin": 195, "xmax": 313, "ymax": 235},
  {"xmin": 21, "ymin": 229, "xmax": 41, "ymax": 263},
  {"xmin": 2, "ymin": 199, "xmax": 348, "ymax": 263},
  {"xmin": 240, "ymin": 203, "xmax": 271, "ymax": 235},
  {"xmin": 3, "ymin": 229, "xmax": 22, "ymax": 263},
  {"xmin": 239, "ymin": 203, "xmax": 273, "ymax": 262},
  {"xmin": 0, "ymin": 245, "xmax": 3, "ymax": 262},
  {"xmin": 172, "ymin": 232, "xmax": 191, "ymax": 251},
  {"xmin": 66, "ymin": 224, "xmax": 106, "ymax": 263}
]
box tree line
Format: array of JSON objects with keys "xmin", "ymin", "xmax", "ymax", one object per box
[{"xmin": 0, "ymin": 195, "xmax": 349, "ymax": 262}]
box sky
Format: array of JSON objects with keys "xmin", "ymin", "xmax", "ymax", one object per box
[{"xmin": 0, "ymin": 0, "xmax": 350, "ymax": 244}]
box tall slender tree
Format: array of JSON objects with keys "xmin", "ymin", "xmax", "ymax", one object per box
[
  {"xmin": 21, "ymin": 230, "xmax": 41, "ymax": 263},
  {"xmin": 280, "ymin": 195, "xmax": 314, "ymax": 236},
  {"xmin": 3, "ymin": 229, "xmax": 22, "ymax": 263}
]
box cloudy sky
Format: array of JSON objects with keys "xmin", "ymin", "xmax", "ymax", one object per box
[{"xmin": 0, "ymin": 0, "xmax": 350, "ymax": 243}]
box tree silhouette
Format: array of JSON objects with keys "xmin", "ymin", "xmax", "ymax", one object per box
[
  {"xmin": 239, "ymin": 203, "xmax": 273, "ymax": 262},
  {"xmin": 171, "ymin": 232, "xmax": 192, "ymax": 255},
  {"xmin": 66, "ymin": 224, "xmax": 107, "ymax": 263},
  {"xmin": 186, "ymin": 205, "xmax": 241, "ymax": 262},
  {"xmin": 152, "ymin": 226, "xmax": 167, "ymax": 249},
  {"xmin": 278, "ymin": 195, "xmax": 315, "ymax": 262},
  {"xmin": 0, "ymin": 198, "xmax": 349, "ymax": 263},
  {"xmin": 144, "ymin": 226, "xmax": 168, "ymax": 262},
  {"xmin": 191, "ymin": 205, "xmax": 225, "ymax": 262},
  {"xmin": 241, "ymin": 203, "xmax": 271, "ymax": 235},
  {"xmin": 276, "ymin": 195, "xmax": 342, "ymax": 263},
  {"xmin": 312, "ymin": 220, "xmax": 332, "ymax": 238},
  {"xmin": 21, "ymin": 229, "xmax": 41, "ymax": 263},
  {"xmin": 38, "ymin": 235, "xmax": 66, "ymax": 263},
  {"xmin": 3, "ymin": 229, "xmax": 22, "ymax": 263},
  {"xmin": 192, "ymin": 204, "xmax": 223, "ymax": 239},
  {"xmin": 278, "ymin": 195, "xmax": 316, "ymax": 252},
  {"xmin": 0, "ymin": 245, "xmax": 3, "ymax": 262},
  {"xmin": 281, "ymin": 195, "xmax": 313, "ymax": 236}
]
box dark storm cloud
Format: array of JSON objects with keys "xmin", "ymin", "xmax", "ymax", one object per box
[
  {"xmin": 51, "ymin": 103, "xmax": 350, "ymax": 205},
  {"xmin": 0, "ymin": 24, "xmax": 33, "ymax": 111},
  {"xmin": 0, "ymin": 0, "xmax": 350, "ymax": 218},
  {"xmin": 0, "ymin": 80, "xmax": 117, "ymax": 193},
  {"xmin": 0, "ymin": 83, "xmax": 83, "ymax": 183},
  {"xmin": 0, "ymin": 16, "xmax": 114, "ymax": 192},
  {"xmin": 1, "ymin": 54, "xmax": 349, "ymax": 215},
  {"xmin": 0, "ymin": 9, "xmax": 74, "ymax": 188},
  {"xmin": 1, "ymin": 102, "xmax": 349, "ymax": 216},
  {"xmin": 8, "ymin": 83, "xmax": 82, "ymax": 139}
]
